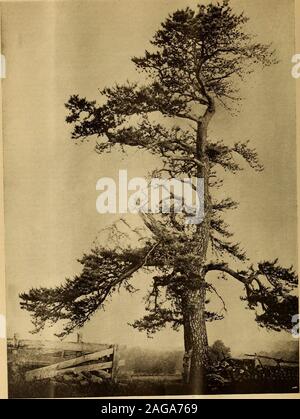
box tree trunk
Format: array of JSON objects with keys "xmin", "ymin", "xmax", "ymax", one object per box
[
  {"xmin": 182, "ymin": 285, "xmax": 209, "ymax": 393},
  {"xmin": 181, "ymin": 105, "xmax": 214, "ymax": 392}
]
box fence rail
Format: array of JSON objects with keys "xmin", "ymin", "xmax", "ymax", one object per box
[{"xmin": 8, "ymin": 333, "xmax": 125, "ymax": 383}]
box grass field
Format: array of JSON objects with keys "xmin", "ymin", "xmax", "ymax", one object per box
[{"xmin": 8, "ymin": 372, "xmax": 299, "ymax": 398}]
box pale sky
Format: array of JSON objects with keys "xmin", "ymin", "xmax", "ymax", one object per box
[{"xmin": 1, "ymin": 0, "xmax": 298, "ymax": 356}]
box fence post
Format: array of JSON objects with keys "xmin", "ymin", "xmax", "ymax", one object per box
[
  {"xmin": 111, "ymin": 344, "xmax": 119, "ymax": 382},
  {"xmin": 12, "ymin": 333, "xmax": 19, "ymax": 354},
  {"xmin": 182, "ymin": 350, "xmax": 192, "ymax": 384},
  {"xmin": 77, "ymin": 332, "xmax": 84, "ymax": 355}
]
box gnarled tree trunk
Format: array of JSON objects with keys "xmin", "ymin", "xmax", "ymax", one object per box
[
  {"xmin": 182, "ymin": 283, "xmax": 209, "ymax": 393},
  {"xmin": 181, "ymin": 108, "xmax": 214, "ymax": 392}
]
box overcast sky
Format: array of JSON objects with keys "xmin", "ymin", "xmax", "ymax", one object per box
[{"xmin": 1, "ymin": 0, "xmax": 297, "ymax": 356}]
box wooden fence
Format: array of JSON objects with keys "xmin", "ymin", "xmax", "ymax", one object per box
[{"xmin": 7, "ymin": 333, "xmax": 125, "ymax": 384}]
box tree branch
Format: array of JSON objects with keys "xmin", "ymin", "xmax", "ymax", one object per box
[{"xmin": 203, "ymin": 262, "xmax": 253, "ymax": 284}]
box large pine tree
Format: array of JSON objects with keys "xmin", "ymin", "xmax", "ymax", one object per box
[{"xmin": 20, "ymin": 1, "xmax": 298, "ymax": 392}]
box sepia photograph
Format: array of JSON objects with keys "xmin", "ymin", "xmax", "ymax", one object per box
[{"xmin": 0, "ymin": 0, "xmax": 299, "ymax": 398}]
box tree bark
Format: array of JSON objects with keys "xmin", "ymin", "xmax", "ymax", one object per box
[
  {"xmin": 182, "ymin": 284, "xmax": 209, "ymax": 393},
  {"xmin": 181, "ymin": 106, "xmax": 214, "ymax": 392}
]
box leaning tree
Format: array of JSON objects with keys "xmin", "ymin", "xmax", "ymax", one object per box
[{"xmin": 20, "ymin": 1, "xmax": 298, "ymax": 391}]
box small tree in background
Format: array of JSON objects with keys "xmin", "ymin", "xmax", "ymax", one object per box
[
  {"xmin": 209, "ymin": 340, "xmax": 231, "ymax": 363},
  {"xmin": 20, "ymin": 1, "xmax": 297, "ymax": 392}
]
